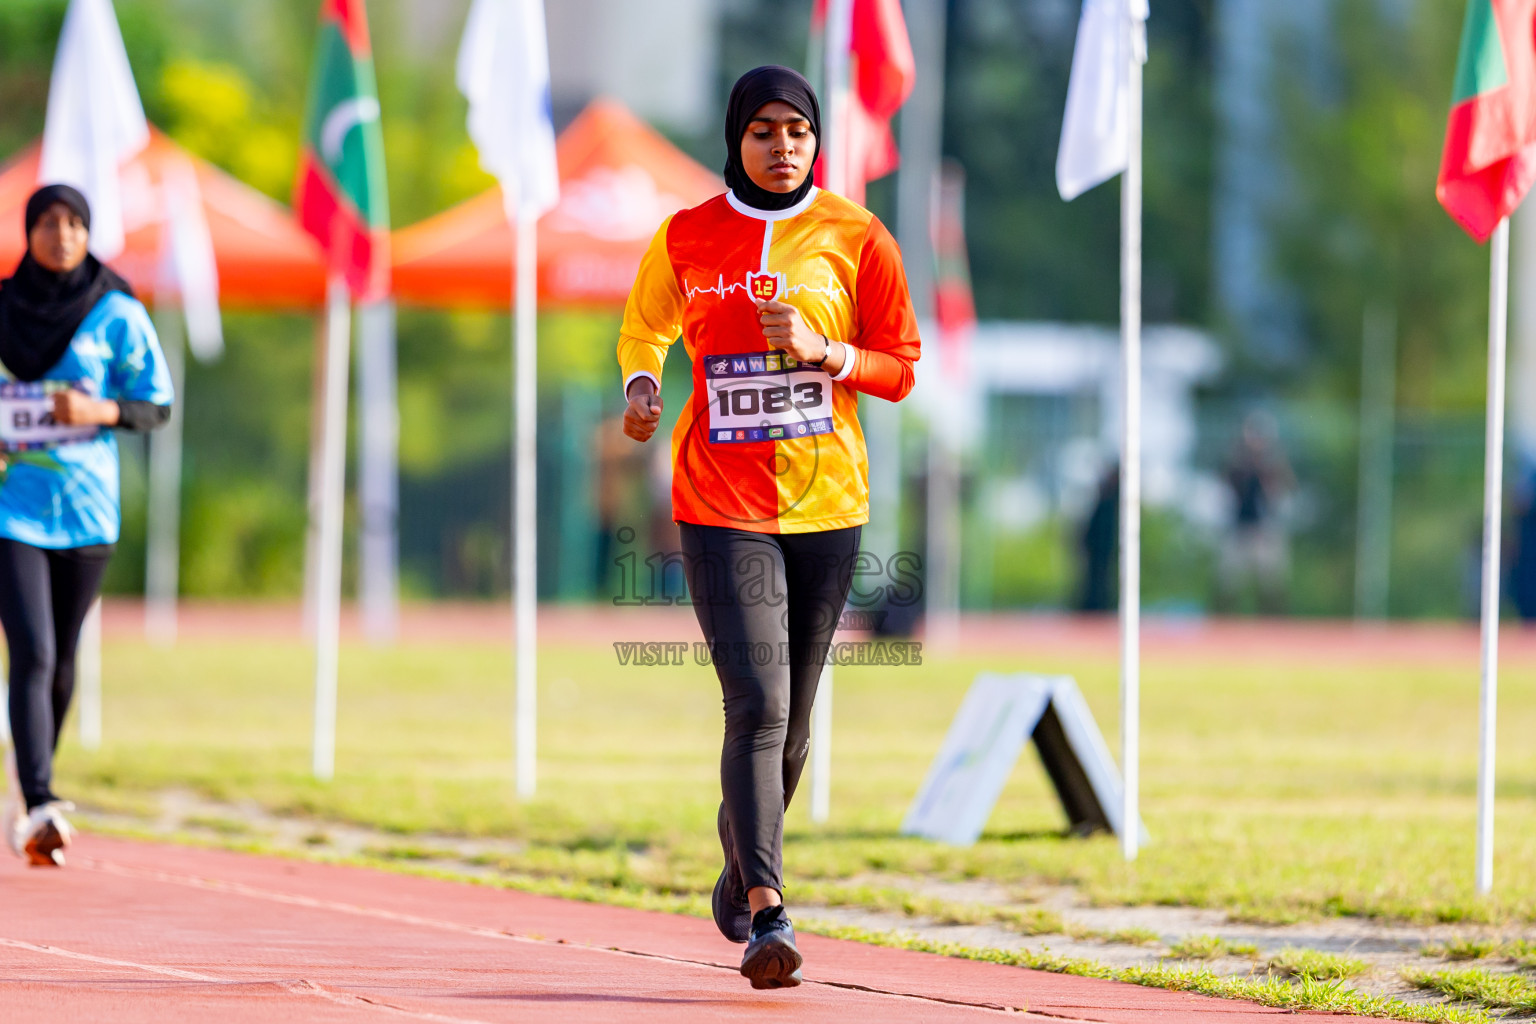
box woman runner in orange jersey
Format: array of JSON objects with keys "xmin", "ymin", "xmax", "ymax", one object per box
[{"xmin": 618, "ymin": 66, "xmax": 920, "ymax": 989}]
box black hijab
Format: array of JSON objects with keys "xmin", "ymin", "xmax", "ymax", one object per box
[
  {"xmin": 0, "ymin": 185, "xmax": 134, "ymax": 382},
  {"xmin": 723, "ymin": 65, "xmax": 822, "ymax": 212}
]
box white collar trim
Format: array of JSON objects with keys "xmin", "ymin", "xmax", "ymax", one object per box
[{"xmin": 726, "ymin": 187, "xmax": 820, "ymax": 222}]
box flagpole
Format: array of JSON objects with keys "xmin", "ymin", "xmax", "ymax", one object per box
[
  {"xmin": 145, "ymin": 306, "xmax": 187, "ymax": 645},
  {"xmin": 312, "ymin": 276, "xmax": 351, "ymax": 781},
  {"xmin": 809, "ymin": 0, "xmax": 855, "ymax": 827},
  {"xmin": 1119, "ymin": 15, "xmax": 1145, "ymax": 863},
  {"xmin": 1476, "ymin": 217, "xmax": 1509, "ymax": 895},
  {"xmin": 825, "ymin": 0, "xmax": 853, "ymax": 198},
  {"xmin": 77, "ymin": 599, "xmax": 102, "ymax": 750},
  {"xmin": 1353, "ymin": 303, "xmax": 1396, "ymax": 620},
  {"xmin": 358, "ymin": 299, "xmax": 400, "ymax": 644},
  {"xmin": 514, "ymin": 210, "xmax": 539, "ymax": 799}
]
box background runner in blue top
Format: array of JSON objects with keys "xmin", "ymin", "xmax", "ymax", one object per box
[{"xmin": 0, "ymin": 290, "xmax": 174, "ymax": 549}]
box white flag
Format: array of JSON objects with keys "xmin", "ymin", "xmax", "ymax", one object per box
[
  {"xmin": 457, "ymin": 0, "xmax": 561, "ymax": 222},
  {"xmin": 39, "ymin": 0, "xmax": 149, "ymax": 259},
  {"xmin": 159, "ymin": 156, "xmax": 223, "ymax": 362},
  {"xmin": 1055, "ymin": 0, "xmax": 1148, "ymax": 202}
]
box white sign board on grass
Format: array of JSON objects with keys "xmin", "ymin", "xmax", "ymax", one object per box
[{"xmin": 902, "ymin": 673, "xmax": 1149, "ymax": 847}]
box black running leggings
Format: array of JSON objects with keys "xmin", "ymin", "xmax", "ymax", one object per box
[
  {"xmin": 680, "ymin": 521, "xmax": 860, "ymax": 896},
  {"xmin": 0, "ymin": 538, "xmax": 112, "ymax": 809}
]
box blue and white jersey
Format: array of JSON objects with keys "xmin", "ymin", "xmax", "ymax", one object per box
[{"xmin": 0, "ymin": 291, "xmax": 174, "ymax": 549}]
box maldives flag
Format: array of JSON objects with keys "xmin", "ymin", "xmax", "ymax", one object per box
[
  {"xmin": 1436, "ymin": 0, "xmax": 1536, "ymax": 242},
  {"xmin": 811, "ymin": 0, "xmax": 916, "ymax": 204},
  {"xmin": 294, "ymin": 0, "xmax": 389, "ymax": 298}
]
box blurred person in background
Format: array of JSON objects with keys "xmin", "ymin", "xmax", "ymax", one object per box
[
  {"xmin": 1078, "ymin": 464, "xmax": 1118, "ymax": 613},
  {"xmin": 1507, "ymin": 479, "xmax": 1536, "ymax": 621},
  {"xmin": 1217, "ymin": 411, "xmax": 1294, "ymax": 614},
  {"xmin": 618, "ymin": 66, "xmax": 919, "ymax": 989},
  {"xmin": 0, "ymin": 186, "xmax": 173, "ymax": 867}
]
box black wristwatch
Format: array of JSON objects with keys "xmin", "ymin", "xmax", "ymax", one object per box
[{"xmin": 808, "ymin": 335, "xmax": 832, "ymax": 368}]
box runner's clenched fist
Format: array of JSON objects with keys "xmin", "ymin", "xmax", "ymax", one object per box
[
  {"xmin": 756, "ymin": 299, "xmax": 846, "ymax": 375},
  {"xmin": 623, "ymin": 378, "xmax": 663, "ymax": 442}
]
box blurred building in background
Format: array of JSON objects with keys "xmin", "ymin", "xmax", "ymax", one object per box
[
  {"xmin": 935, "ymin": 324, "xmax": 1222, "ymax": 612},
  {"xmin": 546, "ymin": 0, "xmax": 722, "ymax": 129},
  {"xmin": 389, "ymin": 0, "xmax": 724, "ymax": 130}
]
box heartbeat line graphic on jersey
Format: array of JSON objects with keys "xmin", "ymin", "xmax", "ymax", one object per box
[
  {"xmin": 684, "ymin": 274, "xmax": 847, "ymax": 304},
  {"xmin": 785, "ymin": 279, "xmax": 848, "ymax": 300},
  {"xmin": 684, "ymin": 274, "xmax": 750, "ymax": 303}
]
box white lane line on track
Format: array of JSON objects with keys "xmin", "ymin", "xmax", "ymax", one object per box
[
  {"xmin": 0, "ymin": 935, "xmax": 225, "ymax": 982},
  {"xmin": 80, "ymin": 856, "xmax": 1027, "ymax": 1016},
  {"xmin": 282, "ymin": 981, "xmax": 503, "ymax": 1024},
  {"xmin": 0, "ymin": 935, "xmax": 499, "ymax": 1024}
]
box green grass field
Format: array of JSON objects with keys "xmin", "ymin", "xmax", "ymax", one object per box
[{"xmin": 52, "ymin": 629, "xmax": 1536, "ymax": 930}]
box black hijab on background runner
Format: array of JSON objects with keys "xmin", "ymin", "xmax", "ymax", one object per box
[
  {"xmin": 723, "ymin": 66, "xmax": 822, "ymax": 212},
  {"xmin": 0, "ymin": 184, "xmax": 134, "ymax": 382}
]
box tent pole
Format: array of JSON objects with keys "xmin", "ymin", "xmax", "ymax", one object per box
[
  {"xmin": 514, "ymin": 213, "xmax": 539, "ymax": 799},
  {"xmin": 1476, "ymin": 217, "xmax": 1509, "ymax": 895},
  {"xmin": 1119, "ymin": 20, "xmax": 1144, "ymax": 863},
  {"xmin": 312, "ymin": 277, "xmax": 351, "ymax": 781}
]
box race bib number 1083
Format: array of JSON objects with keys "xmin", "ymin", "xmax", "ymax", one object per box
[
  {"xmin": 704, "ymin": 350, "xmax": 834, "ymax": 444},
  {"xmin": 0, "ymin": 381, "xmax": 101, "ymax": 452}
]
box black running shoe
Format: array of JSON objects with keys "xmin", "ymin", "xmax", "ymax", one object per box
[
  {"xmin": 739, "ymin": 905, "xmax": 803, "ymax": 989},
  {"xmin": 713, "ymin": 803, "xmax": 750, "ymax": 942}
]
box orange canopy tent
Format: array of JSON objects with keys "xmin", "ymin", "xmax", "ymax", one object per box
[
  {"xmin": 0, "ymin": 128, "xmax": 326, "ymax": 310},
  {"xmin": 391, "ymin": 99, "xmax": 722, "ymax": 309}
]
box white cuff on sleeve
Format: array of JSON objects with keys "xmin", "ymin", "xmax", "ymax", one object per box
[
  {"xmin": 623, "ymin": 371, "xmax": 660, "ymax": 398},
  {"xmin": 829, "ymin": 342, "xmax": 857, "ymax": 382}
]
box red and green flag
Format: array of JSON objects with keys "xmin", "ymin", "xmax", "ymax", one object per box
[
  {"xmin": 294, "ymin": 0, "xmax": 389, "ymax": 298},
  {"xmin": 1437, "ymin": 0, "xmax": 1536, "ymax": 241}
]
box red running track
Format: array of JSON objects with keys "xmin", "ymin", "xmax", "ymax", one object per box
[{"xmin": 0, "ymin": 835, "xmax": 1389, "ymax": 1023}]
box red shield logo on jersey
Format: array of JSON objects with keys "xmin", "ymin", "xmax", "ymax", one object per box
[{"xmin": 746, "ymin": 271, "xmax": 784, "ymax": 302}]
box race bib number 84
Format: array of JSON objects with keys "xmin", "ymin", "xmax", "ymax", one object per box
[
  {"xmin": 704, "ymin": 350, "xmax": 834, "ymax": 444},
  {"xmin": 0, "ymin": 381, "xmax": 101, "ymax": 452}
]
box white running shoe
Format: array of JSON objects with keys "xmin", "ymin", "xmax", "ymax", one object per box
[
  {"xmin": 20, "ymin": 801, "xmax": 74, "ymax": 867},
  {"xmin": 2, "ymin": 747, "xmax": 24, "ymax": 858}
]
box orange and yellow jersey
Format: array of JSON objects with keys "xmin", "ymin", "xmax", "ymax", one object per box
[{"xmin": 617, "ymin": 188, "xmax": 920, "ymax": 534}]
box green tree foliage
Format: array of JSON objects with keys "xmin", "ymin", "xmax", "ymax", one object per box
[
  {"xmin": 157, "ymin": 59, "xmax": 297, "ymax": 199},
  {"xmin": 0, "ymin": 1, "xmax": 170, "ymax": 155},
  {"xmin": 1263, "ymin": 1, "xmax": 1496, "ymax": 618},
  {"xmin": 1271, "ymin": 0, "xmax": 1489, "ymax": 412},
  {"xmin": 0, "ymin": 2, "xmax": 65, "ymax": 157}
]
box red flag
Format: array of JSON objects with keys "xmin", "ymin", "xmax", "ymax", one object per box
[
  {"xmin": 1437, "ymin": 0, "xmax": 1536, "ymax": 241},
  {"xmin": 294, "ymin": 0, "xmax": 390, "ymax": 297},
  {"xmin": 931, "ymin": 161, "xmax": 975, "ymax": 382},
  {"xmin": 812, "ymin": 0, "xmax": 916, "ymax": 205}
]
